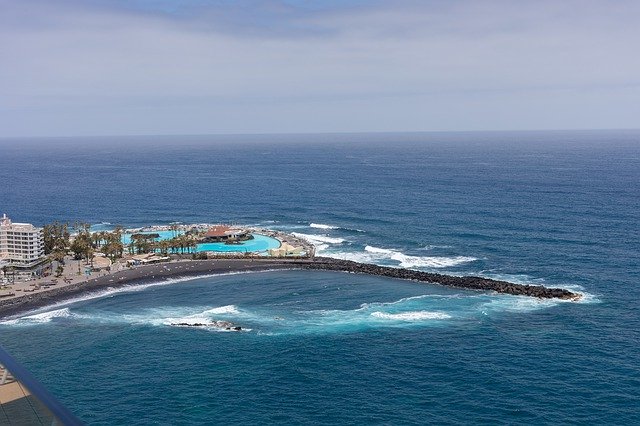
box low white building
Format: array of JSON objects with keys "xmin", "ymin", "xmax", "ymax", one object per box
[{"xmin": 0, "ymin": 214, "xmax": 48, "ymax": 282}]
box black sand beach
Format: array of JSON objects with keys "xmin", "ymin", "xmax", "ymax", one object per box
[{"xmin": 0, "ymin": 258, "xmax": 580, "ymax": 319}]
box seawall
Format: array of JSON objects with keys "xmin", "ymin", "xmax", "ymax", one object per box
[{"xmin": 304, "ymin": 257, "xmax": 579, "ymax": 300}]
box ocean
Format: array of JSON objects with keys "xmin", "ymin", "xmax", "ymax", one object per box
[{"xmin": 1, "ymin": 131, "xmax": 639, "ymax": 424}]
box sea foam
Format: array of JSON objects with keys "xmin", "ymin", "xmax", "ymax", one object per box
[
  {"xmin": 292, "ymin": 232, "xmax": 346, "ymax": 244},
  {"xmin": 310, "ymin": 223, "xmax": 365, "ymax": 232},
  {"xmin": 1, "ymin": 308, "xmax": 74, "ymax": 325},
  {"xmin": 0, "ymin": 270, "xmax": 291, "ymax": 324},
  {"xmin": 323, "ymin": 245, "xmax": 476, "ymax": 269},
  {"xmin": 370, "ymin": 311, "xmax": 451, "ymax": 321},
  {"xmin": 310, "ymin": 223, "xmax": 340, "ymax": 230}
]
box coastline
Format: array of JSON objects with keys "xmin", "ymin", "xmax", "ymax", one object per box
[{"xmin": 0, "ymin": 257, "xmax": 581, "ymax": 319}]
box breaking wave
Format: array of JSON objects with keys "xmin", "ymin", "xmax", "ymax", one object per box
[
  {"xmin": 1, "ymin": 304, "xmax": 247, "ymax": 330},
  {"xmin": 1, "ymin": 288, "xmax": 587, "ymax": 334},
  {"xmin": 364, "ymin": 245, "xmax": 476, "ymax": 268},
  {"xmin": 0, "ymin": 270, "xmax": 293, "ymax": 324},
  {"xmin": 203, "ymin": 305, "xmax": 241, "ymax": 315},
  {"xmin": 310, "ymin": 223, "xmax": 365, "ymax": 232},
  {"xmin": 292, "ymin": 232, "xmax": 345, "ymax": 244},
  {"xmin": 291, "ymin": 232, "xmax": 346, "ymax": 253},
  {"xmin": 371, "ymin": 311, "xmax": 451, "ymax": 321},
  {"xmin": 310, "ymin": 223, "xmax": 339, "ymax": 230},
  {"xmin": 323, "ymin": 245, "xmax": 476, "ymax": 269},
  {"xmin": 0, "ymin": 308, "xmax": 74, "ymax": 325}
]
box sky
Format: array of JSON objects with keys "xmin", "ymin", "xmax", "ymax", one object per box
[{"xmin": 1, "ymin": 0, "xmax": 639, "ymax": 137}]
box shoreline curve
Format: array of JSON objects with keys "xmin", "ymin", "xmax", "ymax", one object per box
[{"xmin": 0, "ymin": 258, "xmax": 581, "ymax": 319}]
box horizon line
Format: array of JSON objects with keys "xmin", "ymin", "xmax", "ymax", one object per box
[{"xmin": 1, "ymin": 127, "xmax": 640, "ymax": 140}]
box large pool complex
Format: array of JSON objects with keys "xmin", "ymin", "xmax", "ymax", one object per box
[
  {"xmin": 122, "ymin": 231, "xmax": 281, "ymax": 253},
  {"xmin": 121, "ymin": 230, "xmax": 180, "ymax": 245},
  {"xmin": 197, "ymin": 234, "xmax": 281, "ymax": 253}
]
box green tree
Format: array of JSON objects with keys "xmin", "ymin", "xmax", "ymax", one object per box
[
  {"xmin": 43, "ymin": 221, "xmax": 70, "ymax": 255},
  {"xmin": 70, "ymin": 222, "xmax": 93, "ymax": 263}
]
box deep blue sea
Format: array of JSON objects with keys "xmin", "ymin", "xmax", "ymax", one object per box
[{"xmin": 1, "ymin": 131, "xmax": 639, "ymax": 425}]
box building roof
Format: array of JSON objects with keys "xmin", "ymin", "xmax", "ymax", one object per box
[
  {"xmin": 205, "ymin": 225, "xmax": 236, "ymax": 238},
  {"xmin": 0, "ymin": 215, "xmax": 41, "ymax": 232}
]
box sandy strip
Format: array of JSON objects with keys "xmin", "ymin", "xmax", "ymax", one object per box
[{"xmin": 0, "ymin": 259, "xmax": 312, "ymax": 319}]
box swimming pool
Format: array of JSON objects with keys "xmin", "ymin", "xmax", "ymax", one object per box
[
  {"xmin": 196, "ymin": 234, "xmax": 281, "ymax": 253},
  {"xmin": 121, "ymin": 230, "xmax": 183, "ymax": 245},
  {"xmin": 121, "ymin": 231, "xmax": 280, "ymax": 253}
]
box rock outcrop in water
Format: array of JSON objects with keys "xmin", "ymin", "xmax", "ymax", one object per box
[
  {"xmin": 303, "ymin": 258, "xmax": 580, "ymax": 300},
  {"xmin": 170, "ymin": 321, "xmax": 242, "ymax": 331}
]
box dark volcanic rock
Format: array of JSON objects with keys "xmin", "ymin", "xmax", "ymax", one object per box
[
  {"xmin": 0, "ymin": 257, "xmax": 580, "ymax": 319},
  {"xmin": 171, "ymin": 320, "xmax": 238, "ymax": 329},
  {"xmin": 303, "ymin": 258, "xmax": 580, "ymax": 300}
]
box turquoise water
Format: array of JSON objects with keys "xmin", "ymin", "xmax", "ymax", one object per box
[
  {"xmin": 121, "ymin": 231, "xmax": 280, "ymax": 253},
  {"xmin": 121, "ymin": 230, "xmax": 182, "ymax": 245},
  {"xmin": 1, "ymin": 132, "xmax": 639, "ymax": 424},
  {"xmin": 196, "ymin": 233, "xmax": 281, "ymax": 253}
]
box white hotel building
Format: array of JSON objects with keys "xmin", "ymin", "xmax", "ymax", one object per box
[{"xmin": 0, "ymin": 214, "xmax": 48, "ymax": 281}]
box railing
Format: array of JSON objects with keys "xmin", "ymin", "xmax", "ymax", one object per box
[{"xmin": 0, "ymin": 345, "xmax": 83, "ymax": 425}]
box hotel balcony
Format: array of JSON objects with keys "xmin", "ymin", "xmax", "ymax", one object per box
[{"xmin": 0, "ymin": 346, "xmax": 83, "ymax": 425}]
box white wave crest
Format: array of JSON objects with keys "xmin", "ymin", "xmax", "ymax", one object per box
[
  {"xmin": 160, "ymin": 305, "xmax": 242, "ymax": 326},
  {"xmin": 326, "ymin": 245, "xmax": 477, "ymax": 269},
  {"xmin": 479, "ymin": 296, "xmax": 561, "ymax": 314},
  {"xmin": 371, "ymin": 311, "xmax": 451, "ymax": 321},
  {"xmin": 364, "ymin": 245, "xmax": 395, "ymax": 255},
  {"xmin": 292, "ymin": 232, "xmax": 345, "ymax": 244},
  {"xmin": 309, "ymin": 223, "xmax": 365, "ymax": 232},
  {"xmin": 395, "ymin": 254, "xmax": 477, "ymax": 268},
  {"xmin": 358, "ymin": 294, "xmax": 458, "ymax": 310},
  {"xmin": 1, "ymin": 308, "xmax": 74, "ymax": 325},
  {"xmin": 310, "ymin": 223, "xmax": 339, "ymax": 230},
  {"xmin": 202, "ymin": 305, "xmax": 240, "ymax": 315},
  {"xmin": 271, "ymin": 224, "xmax": 308, "ymax": 230},
  {"xmin": 313, "ymin": 243, "xmax": 330, "ymax": 253},
  {"xmin": 0, "ymin": 270, "xmax": 290, "ymax": 324},
  {"xmin": 478, "ymin": 273, "xmax": 595, "ymax": 303},
  {"xmin": 1, "ymin": 304, "xmax": 246, "ymax": 328}
]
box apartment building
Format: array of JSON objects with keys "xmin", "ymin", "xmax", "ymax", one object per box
[{"xmin": 0, "ymin": 214, "xmax": 47, "ymax": 281}]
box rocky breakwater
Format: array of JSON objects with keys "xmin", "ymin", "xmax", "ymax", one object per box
[{"xmin": 304, "ymin": 258, "xmax": 581, "ymax": 300}]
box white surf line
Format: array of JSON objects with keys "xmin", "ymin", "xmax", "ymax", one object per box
[{"xmin": 1, "ymin": 268, "xmax": 305, "ymax": 321}]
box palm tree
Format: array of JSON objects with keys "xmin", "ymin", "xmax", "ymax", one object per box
[
  {"xmin": 91, "ymin": 232, "xmax": 100, "ymax": 249},
  {"xmin": 51, "ymin": 249, "xmax": 66, "ymax": 264},
  {"xmin": 170, "ymin": 223, "xmax": 180, "ymax": 238},
  {"xmin": 189, "ymin": 236, "xmax": 198, "ymax": 254},
  {"xmin": 158, "ymin": 240, "xmax": 171, "ymax": 255}
]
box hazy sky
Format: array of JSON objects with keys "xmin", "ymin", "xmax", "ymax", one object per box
[{"xmin": 1, "ymin": 0, "xmax": 639, "ymax": 137}]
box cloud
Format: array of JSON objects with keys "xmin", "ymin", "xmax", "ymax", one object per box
[{"xmin": 1, "ymin": 0, "xmax": 639, "ymax": 136}]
